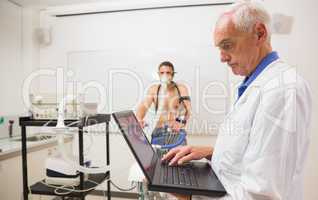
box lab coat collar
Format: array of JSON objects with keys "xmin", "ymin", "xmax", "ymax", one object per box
[
  {"xmin": 237, "ymin": 51, "xmax": 279, "ymax": 100},
  {"xmin": 235, "ymin": 58, "xmax": 283, "ymax": 107}
]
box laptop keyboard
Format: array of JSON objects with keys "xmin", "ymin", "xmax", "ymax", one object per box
[
  {"xmin": 160, "ymin": 163, "xmax": 198, "ymax": 186},
  {"xmin": 157, "ymin": 149, "xmax": 167, "ymax": 158}
]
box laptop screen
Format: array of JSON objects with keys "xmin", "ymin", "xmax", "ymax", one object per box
[{"xmin": 113, "ymin": 111, "xmax": 156, "ymax": 181}]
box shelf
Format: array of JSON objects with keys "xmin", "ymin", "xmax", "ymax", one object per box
[
  {"xmin": 19, "ymin": 114, "xmax": 111, "ymax": 200},
  {"xmin": 29, "ymin": 172, "xmax": 109, "ymax": 197},
  {"xmin": 19, "ymin": 114, "xmax": 111, "ymax": 127}
]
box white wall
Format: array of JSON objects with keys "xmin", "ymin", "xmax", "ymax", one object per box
[
  {"xmin": 0, "ymin": 0, "xmax": 22, "ymax": 116},
  {"xmin": 0, "ymin": 0, "xmax": 23, "ymax": 139},
  {"xmin": 0, "ymin": 0, "xmax": 41, "ymax": 138},
  {"xmin": 22, "ymin": 7, "xmax": 41, "ymax": 99}
]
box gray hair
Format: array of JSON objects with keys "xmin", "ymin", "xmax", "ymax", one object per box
[{"xmin": 223, "ymin": 0, "xmax": 272, "ymax": 41}]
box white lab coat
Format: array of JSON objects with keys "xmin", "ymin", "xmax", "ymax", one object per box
[{"xmin": 195, "ymin": 59, "xmax": 312, "ymax": 200}]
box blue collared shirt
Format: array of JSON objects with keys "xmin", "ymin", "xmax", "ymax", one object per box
[{"xmin": 237, "ymin": 51, "xmax": 279, "ymax": 100}]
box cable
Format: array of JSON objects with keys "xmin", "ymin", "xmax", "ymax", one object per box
[
  {"xmin": 28, "ymin": 185, "xmax": 33, "ymax": 200},
  {"xmin": 145, "ymin": 79, "xmax": 168, "ymax": 138},
  {"xmin": 110, "ymin": 180, "xmax": 137, "ymax": 191},
  {"xmin": 43, "ymin": 119, "xmax": 54, "ymax": 127},
  {"xmin": 82, "ymin": 116, "xmax": 94, "ymax": 157},
  {"xmin": 39, "ymin": 119, "xmax": 55, "ymax": 134},
  {"xmin": 39, "ymin": 178, "xmax": 129, "ymax": 197},
  {"xmin": 40, "ymin": 178, "xmax": 104, "ymax": 195},
  {"xmin": 40, "ymin": 175, "xmax": 134, "ymax": 196},
  {"xmin": 53, "ymin": 185, "xmax": 75, "ymax": 195},
  {"xmin": 66, "ymin": 120, "xmax": 80, "ymax": 127}
]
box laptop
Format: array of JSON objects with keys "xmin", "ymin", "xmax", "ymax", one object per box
[{"xmin": 112, "ymin": 110, "xmax": 226, "ymax": 197}]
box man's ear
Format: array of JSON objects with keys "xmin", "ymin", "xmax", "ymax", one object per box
[{"xmin": 255, "ymin": 22, "xmax": 267, "ymax": 44}]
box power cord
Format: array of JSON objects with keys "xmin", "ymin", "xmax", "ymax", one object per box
[
  {"xmin": 28, "ymin": 185, "xmax": 33, "ymax": 200},
  {"xmin": 38, "ymin": 178, "xmax": 136, "ymax": 196},
  {"xmin": 39, "ymin": 178, "xmax": 105, "ymax": 195},
  {"xmin": 110, "ymin": 180, "xmax": 137, "ymax": 191}
]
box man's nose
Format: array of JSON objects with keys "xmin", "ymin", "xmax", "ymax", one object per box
[{"xmin": 220, "ymin": 51, "xmax": 230, "ymax": 63}]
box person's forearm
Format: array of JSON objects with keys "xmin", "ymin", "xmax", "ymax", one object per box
[
  {"xmin": 136, "ymin": 105, "xmax": 147, "ymax": 121},
  {"xmin": 184, "ymin": 103, "xmax": 191, "ymax": 121}
]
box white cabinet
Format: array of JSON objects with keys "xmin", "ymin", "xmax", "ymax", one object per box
[{"xmin": 0, "ymin": 143, "xmax": 71, "ymax": 200}]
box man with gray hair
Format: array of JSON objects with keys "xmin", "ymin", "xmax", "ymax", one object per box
[{"xmin": 162, "ymin": 1, "xmax": 312, "ymax": 199}]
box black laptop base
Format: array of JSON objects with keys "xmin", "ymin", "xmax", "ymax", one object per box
[
  {"xmin": 150, "ymin": 160, "xmax": 226, "ymax": 197},
  {"xmin": 148, "ymin": 184, "xmax": 227, "ymax": 197}
]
